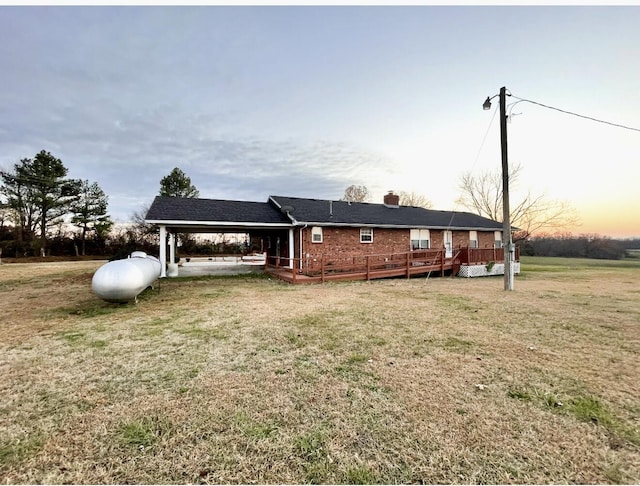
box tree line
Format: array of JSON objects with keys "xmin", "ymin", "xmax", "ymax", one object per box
[
  {"xmin": 0, "ymin": 150, "xmax": 111, "ymax": 257},
  {"xmin": 1, "ymin": 151, "xmax": 637, "ymax": 261},
  {"xmin": 341, "ymin": 184, "xmax": 638, "ymax": 260},
  {"xmin": 0, "ymin": 151, "xmax": 200, "ymax": 259},
  {"xmin": 521, "ymin": 233, "xmax": 637, "ymax": 260}
]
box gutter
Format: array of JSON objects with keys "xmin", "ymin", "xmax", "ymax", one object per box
[
  {"xmin": 299, "ymin": 224, "xmax": 308, "ymax": 271},
  {"xmin": 289, "ymin": 221, "xmax": 502, "ymax": 231}
]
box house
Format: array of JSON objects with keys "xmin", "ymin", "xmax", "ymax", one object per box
[{"xmin": 144, "ymin": 191, "xmax": 520, "ymax": 283}]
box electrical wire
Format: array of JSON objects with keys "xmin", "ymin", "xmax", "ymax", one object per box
[
  {"xmin": 424, "ymin": 104, "xmax": 500, "ymax": 283},
  {"xmin": 428, "ymin": 90, "xmax": 640, "ymax": 283},
  {"xmin": 471, "ymin": 102, "xmax": 500, "ymax": 173},
  {"xmin": 510, "ymin": 94, "xmax": 640, "ymax": 133}
]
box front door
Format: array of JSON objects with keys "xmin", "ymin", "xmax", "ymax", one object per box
[{"xmin": 444, "ymin": 231, "xmax": 453, "ymax": 258}]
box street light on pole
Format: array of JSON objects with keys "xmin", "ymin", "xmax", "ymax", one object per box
[{"xmin": 483, "ymin": 86, "xmax": 514, "ymax": 291}]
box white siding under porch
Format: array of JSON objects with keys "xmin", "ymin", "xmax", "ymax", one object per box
[{"xmin": 457, "ymin": 262, "xmax": 521, "ymax": 278}]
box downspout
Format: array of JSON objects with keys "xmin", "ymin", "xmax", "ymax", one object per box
[{"xmin": 299, "ymin": 224, "xmax": 308, "ymax": 271}]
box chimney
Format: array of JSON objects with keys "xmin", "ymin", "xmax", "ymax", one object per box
[{"xmin": 383, "ymin": 191, "xmax": 400, "ymax": 207}]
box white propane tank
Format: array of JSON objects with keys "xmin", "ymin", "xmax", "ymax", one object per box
[{"xmin": 91, "ymin": 251, "xmax": 162, "ymax": 303}]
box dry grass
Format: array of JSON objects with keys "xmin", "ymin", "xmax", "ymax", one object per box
[{"xmin": 0, "ymin": 257, "xmax": 638, "ymax": 484}]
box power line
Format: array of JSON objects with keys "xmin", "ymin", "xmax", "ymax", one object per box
[
  {"xmin": 510, "ymin": 94, "xmax": 640, "ymax": 133},
  {"xmin": 471, "ymin": 102, "xmax": 499, "ymax": 172},
  {"xmin": 424, "ymin": 104, "xmax": 500, "ymax": 284}
]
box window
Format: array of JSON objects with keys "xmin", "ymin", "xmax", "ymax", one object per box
[
  {"xmin": 494, "ymin": 230, "xmax": 503, "ymax": 248},
  {"xmin": 311, "ymin": 226, "xmax": 323, "ymax": 243},
  {"xmin": 469, "ymin": 231, "xmax": 478, "ymax": 248},
  {"xmin": 360, "ymin": 228, "xmax": 373, "ymax": 243},
  {"xmin": 410, "ymin": 229, "xmax": 430, "ymax": 250}
]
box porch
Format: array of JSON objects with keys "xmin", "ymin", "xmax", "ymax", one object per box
[{"xmin": 265, "ymin": 247, "xmax": 520, "ymax": 284}]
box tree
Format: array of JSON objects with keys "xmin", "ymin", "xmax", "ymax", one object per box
[
  {"xmin": 131, "ymin": 203, "xmax": 155, "ymax": 237},
  {"xmin": 524, "ymin": 232, "xmax": 626, "ymax": 260},
  {"xmin": 398, "ymin": 191, "xmax": 432, "ymax": 208},
  {"xmin": 70, "ymin": 180, "xmax": 112, "ymax": 256},
  {"xmin": 0, "ymin": 199, "xmax": 11, "ymax": 260},
  {"xmin": 18, "ymin": 151, "xmax": 80, "ymax": 255},
  {"xmin": 159, "ymin": 167, "xmax": 200, "ymax": 198},
  {"xmin": 341, "ymin": 185, "xmax": 370, "ymax": 203},
  {"xmin": 0, "ymin": 201, "xmax": 8, "ymax": 233},
  {"xmin": 156, "ymin": 168, "xmax": 200, "ymax": 254},
  {"xmin": 0, "ymin": 159, "xmax": 40, "ymax": 250},
  {"xmin": 456, "ymin": 162, "xmax": 579, "ymax": 240}
]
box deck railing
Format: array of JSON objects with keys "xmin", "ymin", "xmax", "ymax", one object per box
[
  {"xmin": 457, "ymin": 246, "xmax": 520, "ymax": 265},
  {"xmin": 265, "ymin": 246, "xmax": 519, "ymax": 283}
]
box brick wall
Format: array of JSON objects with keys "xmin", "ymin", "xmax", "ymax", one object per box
[
  {"xmin": 295, "ymin": 226, "xmax": 494, "ymax": 258},
  {"xmin": 299, "ymin": 227, "xmax": 410, "ymax": 263},
  {"xmin": 478, "ymin": 231, "xmax": 498, "ymax": 248},
  {"xmin": 296, "ymin": 227, "xmax": 500, "ymax": 262}
]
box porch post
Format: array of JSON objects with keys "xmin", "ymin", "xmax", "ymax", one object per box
[
  {"xmin": 159, "ymin": 225, "xmax": 167, "ymax": 278},
  {"xmin": 288, "ymin": 228, "xmax": 295, "ymax": 269},
  {"xmin": 169, "ymin": 233, "xmax": 176, "ymax": 265}
]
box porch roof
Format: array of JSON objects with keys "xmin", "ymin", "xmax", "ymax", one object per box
[{"xmin": 145, "ymin": 196, "xmax": 291, "ymax": 229}]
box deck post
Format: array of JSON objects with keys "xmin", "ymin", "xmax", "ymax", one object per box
[
  {"xmin": 292, "ymin": 258, "xmax": 296, "ymax": 284},
  {"xmin": 440, "ymin": 250, "xmax": 445, "ymax": 277},
  {"xmin": 366, "ymin": 255, "xmax": 371, "ymax": 280},
  {"xmin": 321, "ymin": 257, "xmax": 325, "ymax": 283},
  {"xmin": 406, "ymin": 252, "xmax": 410, "ymax": 278}
]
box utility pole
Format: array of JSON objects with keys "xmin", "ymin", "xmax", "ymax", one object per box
[{"xmin": 499, "ymin": 86, "xmax": 514, "ymax": 291}]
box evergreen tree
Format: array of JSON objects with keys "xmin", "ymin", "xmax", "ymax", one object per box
[
  {"xmin": 70, "ymin": 180, "xmax": 112, "ymax": 255},
  {"xmin": 17, "ymin": 150, "xmax": 80, "ymax": 254},
  {"xmin": 159, "ymin": 167, "xmax": 199, "ymax": 198}
]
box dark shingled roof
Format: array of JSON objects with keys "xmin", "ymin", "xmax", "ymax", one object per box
[
  {"xmin": 269, "ymin": 196, "xmax": 503, "ymax": 230},
  {"xmin": 145, "ymin": 195, "xmax": 503, "ymax": 231},
  {"xmin": 145, "ymin": 196, "xmax": 290, "ymax": 224}
]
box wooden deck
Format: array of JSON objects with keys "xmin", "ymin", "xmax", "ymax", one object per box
[
  {"xmin": 266, "ymin": 263, "xmax": 456, "ymax": 284},
  {"xmin": 265, "ymin": 250, "xmax": 458, "ymax": 284},
  {"xmin": 264, "ymin": 247, "xmax": 519, "ymax": 284}
]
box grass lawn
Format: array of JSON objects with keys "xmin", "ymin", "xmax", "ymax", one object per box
[{"xmin": 0, "ymin": 257, "xmax": 638, "ymax": 484}]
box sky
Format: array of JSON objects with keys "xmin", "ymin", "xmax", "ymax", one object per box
[{"xmin": 1, "ymin": 4, "xmax": 639, "ymax": 238}]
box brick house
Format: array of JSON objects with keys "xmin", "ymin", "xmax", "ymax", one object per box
[{"xmin": 145, "ymin": 192, "xmax": 519, "ymax": 282}]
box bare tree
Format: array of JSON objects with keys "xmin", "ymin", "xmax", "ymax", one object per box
[
  {"xmin": 341, "ymin": 185, "xmax": 370, "ymax": 203},
  {"xmin": 131, "ymin": 203, "xmax": 156, "ymax": 238},
  {"xmin": 1, "ymin": 160, "xmax": 39, "ymax": 248},
  {"xmin": 456, "ymin": 162, "xmax": 580, "ymax": 240},
  {"xmin": 0, "ymin": 204, "xmax": 7, "ymax": 232},
  {"xmin": 398, "ymin": 191, "xmax": 432, "ymax": 208}
]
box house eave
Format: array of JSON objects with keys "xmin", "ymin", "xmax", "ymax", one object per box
[
  {"xmin": 293, "ymin": 221, "xmax": 503, "ymax": 231},
  {"xmin": 145, "ymin": 219, "xmax": 293, "ymax": 229}
]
